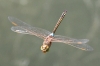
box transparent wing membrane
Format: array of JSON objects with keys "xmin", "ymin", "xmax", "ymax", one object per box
[
  {"xmin": 11, "ymin": 26, "xmax": 31, "ymax": 34},
  {"xmin": 52, "ymin": 35, "xmax": 93, "ymax": 51},
  {"xmin": 8, "ymin": 16, "xmax": 51, "ymax": 39}
]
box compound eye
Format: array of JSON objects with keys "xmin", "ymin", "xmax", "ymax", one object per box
[{"xmin": 42, "ymin": 45, "xmax": 47, "ymax": 50}]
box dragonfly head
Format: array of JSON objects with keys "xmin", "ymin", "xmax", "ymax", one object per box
[{"xmin": 41, "ymin": 44, "xmax": 50, "ymax": 53}]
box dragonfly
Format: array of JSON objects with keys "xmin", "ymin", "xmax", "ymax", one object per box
[{"xmin": 8, "ymin": 10, "xmax": 93, "ymax": 53}]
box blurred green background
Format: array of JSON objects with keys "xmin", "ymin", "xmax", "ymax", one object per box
[{"xmin": 0, "ymin": 0, "xmax": 100, "ymax": 66}]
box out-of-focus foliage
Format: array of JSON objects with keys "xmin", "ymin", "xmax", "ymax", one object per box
[{"xmin": 0, "ymin": 0, "xmax": 100, "ymax": 66}]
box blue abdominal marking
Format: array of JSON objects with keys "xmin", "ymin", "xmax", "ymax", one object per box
[{"xmin": 50, "ymin": 33, "xmax": 54, "ymax": 37}]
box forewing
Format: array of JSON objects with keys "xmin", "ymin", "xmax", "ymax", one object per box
[
  {"xmin": 8, "ymin": 16, "xmax": 51, "ymax": 39},
  {"xmin": 52, "ymin": 35, "xmax": 93, "ymax": 51}
]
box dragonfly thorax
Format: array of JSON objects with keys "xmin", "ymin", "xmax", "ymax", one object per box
[{"xmin": 41, "ymin": 35, "xmax": 53, "ymax": 53}]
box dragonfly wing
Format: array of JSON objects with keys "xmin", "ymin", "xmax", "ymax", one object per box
[
  {"xmin": 11, "ymin": 26, "xmax": 29, "ymax": 34},
  {"xmin": 52, "ymin": 35, "xmax": 93, "ymax": 51},
  {"xmin": 8, "ymin": 16, "xmax": 51, "ymax": 39}
]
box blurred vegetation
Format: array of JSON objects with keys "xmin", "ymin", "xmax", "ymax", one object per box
[{"xmin": 0, "ymin": 0, "xmax": 100, "ymax": 66}]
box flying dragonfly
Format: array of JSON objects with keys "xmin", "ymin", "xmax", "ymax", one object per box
[{"xmin": 8, "ymin": 10, "xmax": 93, "ymax": 53}]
